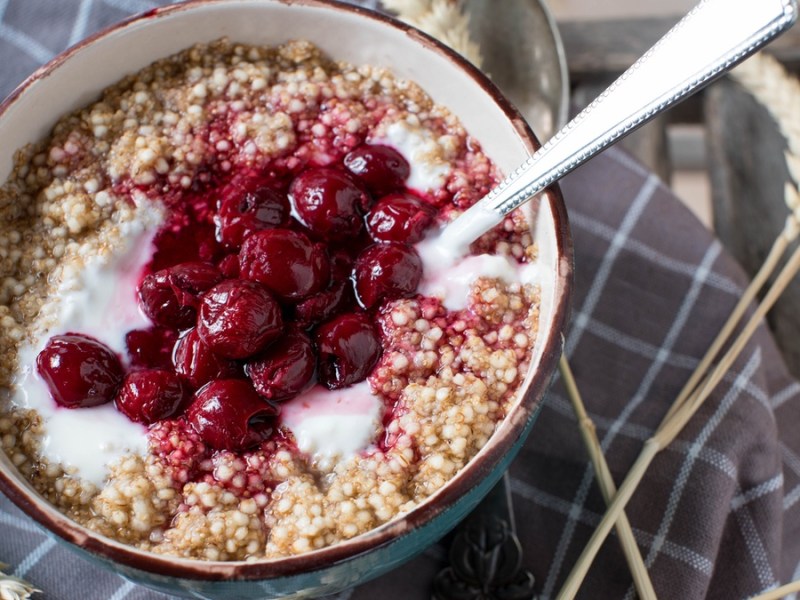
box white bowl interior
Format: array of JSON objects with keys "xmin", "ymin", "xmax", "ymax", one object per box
[
  {"xmin": 0, "ymin": 1, "xmax": 534, "ymax": 177},
  {"xmin": 0, "ymin": 0, "xmax": 563, "ymax": 563}
]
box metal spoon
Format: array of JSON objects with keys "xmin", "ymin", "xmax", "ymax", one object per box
[{"xmin": 436, "ymin": 0, "xmax": 798, "ymax": 255}]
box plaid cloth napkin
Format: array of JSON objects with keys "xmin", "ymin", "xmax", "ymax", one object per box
[{"xmin": 1, "ymin": 1, "xmax": 799, "ymax": 599}]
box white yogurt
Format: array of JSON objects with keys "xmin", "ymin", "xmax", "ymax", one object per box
[
  {"xmin": 374, "ymin": 122, "xmax": 452, "ymax": 192},
  {"xmin": 53, "ymin": 223, "xmax": 156, "ymax": 355},
  {"xmin": 415, "ymin": 233, "xmax": 541, "ymax": 312},
  {"xmin": 10, "ymin": 221, "xmax": 160, "ymax": 486},
  {"xmin": 280, "ymin": 381, "xmax": 382, "ymax": 470}
]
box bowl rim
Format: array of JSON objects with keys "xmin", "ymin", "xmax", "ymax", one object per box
[{"xmin": 0, "ymin": 0, "xmax": 573, "ymax": 581}]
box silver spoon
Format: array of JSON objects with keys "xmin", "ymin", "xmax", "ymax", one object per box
[{"xmin": 436, "ymin": 0, "xmax": 798, "ymax": 256}]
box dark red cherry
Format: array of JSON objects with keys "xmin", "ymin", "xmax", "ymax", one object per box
[
  {"xmin": 246, "ymin": 328, "xmax": 316, "ymax": 401},
  {"xmin": 353, "ymin": 243, "xmax": 423, "ymax": 309},
  {"xmin": 36, "ymin": 333, "xmax": 123, "ymax": 409},
  {"xmin": 366, "ymin": 193, "xmax": 435, "ymax": 243},
  {"xmin": 138, "ymin": 271, "xmax": 193, "ymax": 329},
  {"xmin": 150, "ymin": 219, "xmax": 223, "ymax": 272},
  {"xmin": 187, "ymin": 379, "xmax": 279, "ymax": 451},
  {"xmin": 289, "ymin": 168, "xmax": 369, "ymax": 240},
  {"xmin": 197, "ymin": 279, "xmax": 283, "ymax": 359},
  {"xmin": 239, "ymin": 229, "xmax": 329, "ymax": 301},
  {"xmin": 329, "ymin": 248, "xmax": 355, "ymax": 280},
  {"xmin": 343, "ymin": 144, "xmax": 410, "ymax": 197},
  {"xmin": 215, "ymin": 184, "xmax": 289, "ymax": 248},
  {"xmin": 314, "ymin": 313, "xmax": 382, "ymax": 389},
  {"xmin": 173, "ymin": 328, "xmax": 240, "ymax": 389},
  {"xmin": 125, "ymin": 327, "xmax": 178, "ymax": 369},
  {"xmin": 217, "ymin": 254, "xmax": 240, "ymax": 279},
  {"xmin": 116, "ymin": 369, "xmax": 187, "ymax": 425},
  {"xmin": 168, "ymin": 262, "xmax": 224, "ymax": 306},
  {"xmin": 294, "ymin": 280, "xmax": 353, "ymax": 327},
  {"xmin": 138, "ymin": 262, "xmax": 222, "ymax": 329}
]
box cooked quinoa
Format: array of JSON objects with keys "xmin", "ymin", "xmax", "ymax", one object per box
[{"xmin": 0, "ymin": 39, "xmax": 539, "ymax": 560}]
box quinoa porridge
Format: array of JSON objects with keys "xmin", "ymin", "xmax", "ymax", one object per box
[{"xmin": 0, "ymin": 39, "xmax": 542, "ymax": 560}]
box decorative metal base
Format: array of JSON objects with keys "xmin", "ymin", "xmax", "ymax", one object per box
[{"xmin": 433, "ymin": 475, "xmax": 536, "ymax": 600}]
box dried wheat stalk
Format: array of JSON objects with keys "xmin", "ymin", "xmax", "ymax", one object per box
[
  {"xmin": 381, "ymin": 0, "xmax": 483, "ymax": 66},
  {"xmin": 731, "ymin": 52, "xmax": 800, "ymax": 187},
  {"xmin": 559, "ymin": 356, "xmax": 657, "ymax": 600},
  {"xmin": 557, "ymin": 52, "xmax": 800, "ymax": 600},
  {"xmin": 751, "ymin": 580, "xmax": 800, "ymax": 600},
  {"xmin": 0, "ymin": 564, "xmax": 39, "ymax": 600}
]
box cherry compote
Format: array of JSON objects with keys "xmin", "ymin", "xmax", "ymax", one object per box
[{"xmin": 36, "ymin": 143, "xmax": 436, "ymax": 461}]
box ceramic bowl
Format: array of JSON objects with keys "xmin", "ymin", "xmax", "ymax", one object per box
[{"xmin": 0, "ymin": 1, "xmax": 572, "ymax": 598}]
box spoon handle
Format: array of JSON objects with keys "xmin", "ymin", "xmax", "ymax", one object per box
[{"xmin": 439, "ymin": 0, "xmax": 798, "ymax": 250}]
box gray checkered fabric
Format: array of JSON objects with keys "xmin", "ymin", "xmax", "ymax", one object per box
[{"xmin": 1, "ymin": 1, "xmax": 799, "ymax": 599}]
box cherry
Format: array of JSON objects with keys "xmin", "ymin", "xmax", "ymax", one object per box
[
  {"xmin": 197, "ymin": 279, "xmax": 283, "ymax": 359},
  {"xmin": 187, "ymin": 379, "xmax": 279, "ymax": 451},
  {"xmin": 289, "ymin": 168, "xmax": 369, "ymax": 240},
  {"xmin": 352, "ymin": 242, "xmax": 423, "ymax": 309},
  {"xmin": 214, "ymin": 184, "xmax": 289, "ymax": 248},
  {"xmin": 246, "ymin": 328, "xmax": 316, "ymax": 401},
  {"xmin": 329, "ymin": 247, "xmax": 355, "ymax": 280},
  {"xmin": 169, "ymin": 262, "xmax": 224, "ymax": 305},
  {"xmin": 138, "ymin": 262, "xmax": 222, "ymax": 329},
  {"xmin": 239, "ymin": 229, "xmax": 329, "ymax": 301},
  {"xmin": 217, "ymin": 254, "xmax": 240, "ymax": 279},
  {"xmin": 150, "ymin": 219, "xmax": 223, "ymax": 272},
  {"xmin": 292, "ymin": 247, "xmax": 356, "ymax": 326},
  {"xmin": 343, "ymin": 144, "xmax": 410, "ymax": 197},
  {"xmin": 116, "ymin": 369, "xmax": 187, "ymax": 425},
  {"xmin": 125, "ymin": 327, "xmax": 178, "ymax": 369},
  {"xmin": 294, "ymin": 280, "xmax": 353, "ymax": 327},
  {"xmin": 36, "ymin": 333, "xmax": 124, "ymax": 409},
  {"xmin": 138, "ymin": 270, "xmax": 193, "ymax": 329},
  {"xmin": 173, "ymin": 328, "xmax": 240, "ymax": 390},
  {"xmin": 314, "ymin": 313, "xmax": 382, "ymax": 389},
  {"xmin": 366, "ymin": 192, "xmax": 435, "ymax": 243}
]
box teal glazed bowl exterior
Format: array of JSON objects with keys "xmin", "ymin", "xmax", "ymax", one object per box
[{"xmin": 0, "ymin": 1, "xmax": 572, "ymax": 598}]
